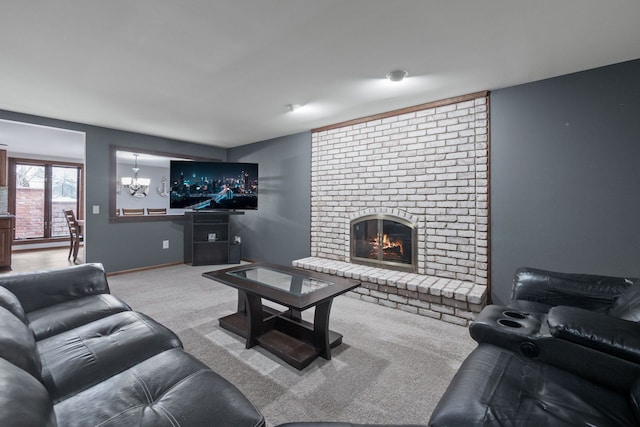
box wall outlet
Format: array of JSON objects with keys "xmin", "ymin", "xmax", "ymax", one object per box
[
  {"xmin": 162, "ymin": 240, "xmax": 169, "ymax": 249},
  {"xmin": 92, "ymin": 205, "xmax": 100, "ymax": 214}
]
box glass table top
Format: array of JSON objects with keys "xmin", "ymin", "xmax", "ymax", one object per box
[{"xmin": 227, "ymin": 266, "xmax": 334, "ymax": 296}]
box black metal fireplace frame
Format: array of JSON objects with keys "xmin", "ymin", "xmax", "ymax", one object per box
[{"xmin": 350, "ymin": 214, "xmax": 417, "ymax": 273}]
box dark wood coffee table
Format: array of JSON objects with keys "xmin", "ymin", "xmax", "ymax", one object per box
[{"xmin": 203, "ymin": 263, "xmax": 360, "ymax": 369}]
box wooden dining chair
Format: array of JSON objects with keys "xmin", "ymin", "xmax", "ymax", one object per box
[
  {"xmin": 146, "ymin": 208, "xmax": 167, "ymax": 215},
  {"xmin": 121, "ymin": 208, "xmax": 145, "ymax": 216},
  {"xmin": 63, "ymin": 209, "xmax": 83, "ymax": 263}
]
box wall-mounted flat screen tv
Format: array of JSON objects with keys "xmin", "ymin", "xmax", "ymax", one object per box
[{"xmin": 169, "ymin": 161, "xmax": 258, "ymax": 210}]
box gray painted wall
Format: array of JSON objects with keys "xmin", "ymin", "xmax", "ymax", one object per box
[
  {"xmin": 490, "ymin": 59, "xmax": 640, "ymax": 304},
  {"xmin": 0, "ymin": 109, "xmax": 226, "ymax": 273},
  {"xmin": 228, "ymin": 132, "xmax": 311, "ymax": 265}
]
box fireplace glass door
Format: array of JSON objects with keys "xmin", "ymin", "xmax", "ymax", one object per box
[{"xmin": 351, "ymin": 215, "xmax": 416, "ymax": 272}]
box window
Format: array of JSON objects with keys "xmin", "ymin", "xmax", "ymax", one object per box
[{"xmin": 9, "ymin": 158, "xmax": 84, "ymax": 243}]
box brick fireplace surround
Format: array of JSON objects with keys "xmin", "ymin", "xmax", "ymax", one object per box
[{"xmin": 294, "ymin": 92, "xmax": 489, "ymax": 326}]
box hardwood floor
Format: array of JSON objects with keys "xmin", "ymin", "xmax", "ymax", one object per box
[{"xmin": 3, "ymin": 246, "xmax": 84, "ymax": 275}]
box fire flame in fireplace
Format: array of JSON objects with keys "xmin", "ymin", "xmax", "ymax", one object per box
[{"xmin": 370, "ymin": 234, "xmax": 404, "ymax": 257}]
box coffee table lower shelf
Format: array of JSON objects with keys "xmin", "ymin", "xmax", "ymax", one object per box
[{"xmin": 219, "ymin": 310, "xmax": 343, "ymax": 369}]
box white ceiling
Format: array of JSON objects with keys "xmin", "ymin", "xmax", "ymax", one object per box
[
  {"xmin": 0, "ymin": 119, "xmax": 85, "ymax": 161},
  {"xmin": 1, "ymin": 1, "xmax": 640, "ymax": 157}
]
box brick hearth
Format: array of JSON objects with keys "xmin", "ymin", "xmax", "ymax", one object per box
[{"xmin": 294, "ymin": 257, "xmax": 486, "ymax": 326}]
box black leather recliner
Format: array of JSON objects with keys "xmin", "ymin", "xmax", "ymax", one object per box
[
  {"xmin": 0, "ymin": 263, "xmax": 265, "ymax": 427},
  {"xmin": 429, "ymin": 267, "xmax": 640, "ymax": 426},
  {"xmin": 470, "ymin": 267, "xmax": 640, "ymax": 390}
]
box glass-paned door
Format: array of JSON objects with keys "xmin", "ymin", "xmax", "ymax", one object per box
[
  {"xmin": 51, "ymin": 166, "xmax": 79, "ymax": 237},
  {"xmin": 352, "ymin": 218, "xmax": 379, "ymax": 260},
  {"xmin": 381, "ymin": 219, "xmax": 413, "ymax": 265},
  {"xmin": 350, "ymin": 214, "xmax": 417, "ymax": 272},
  {"xmin": 11, "ymin": 158, "xmax": 83, "ymax": 243},
  {"xmin": 15, "ymin": 164, "xmax": 46, "ymax": 239}
]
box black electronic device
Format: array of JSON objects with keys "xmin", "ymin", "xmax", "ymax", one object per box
[{"xmin": 169, "ymin": 161, "xmax": 258, "ymax": 210}]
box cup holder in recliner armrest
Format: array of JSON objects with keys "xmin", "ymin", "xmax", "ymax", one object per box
[
  {"xmin": 497, "ymin": 318, "xmax": 524, "ymax": 328},
  {"xmin": 498, "ymin": 319, "xmax": 524, "ymax": 328},
  {"xmin": 470, "ymin": 305, "xmax": 546, "ymax": 350},
  {"xmin": 503, "ymin": 311, "xmax": 528, "ymax": 319}
]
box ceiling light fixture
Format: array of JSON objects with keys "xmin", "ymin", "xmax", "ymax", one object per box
[
  {"xmin": 121, "ymin": 153, "xmax": 150, "ymax": 198},
  {"xmin": 386, "ymin": 69, "xmax": 408, "ymax": 82},
  {"xmin": 287, "ymin": 104, "xmax": 303, "ymax": 112}
]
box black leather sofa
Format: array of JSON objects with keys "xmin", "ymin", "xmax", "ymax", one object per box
[
  {"xmin": 0, "ymin": 263, "xmax": 265, "ymax": 427},
  {"xmin": 429, "ymin": 267, "xmax": 640, "ymax": 426}
]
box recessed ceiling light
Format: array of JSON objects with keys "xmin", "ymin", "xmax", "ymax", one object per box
[{"xmin": 386, "ymin": 69, "xmax": 408, "ymax": 82}]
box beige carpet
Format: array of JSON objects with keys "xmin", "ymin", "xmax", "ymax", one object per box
[{"xmin": 107, "ymin": 263, "xmax": 476, "ymax": 427}]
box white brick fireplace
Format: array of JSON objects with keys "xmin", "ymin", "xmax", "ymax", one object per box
[{"xmin": 295, "ymin": 92, "xmax": 489, "ymax": 325}]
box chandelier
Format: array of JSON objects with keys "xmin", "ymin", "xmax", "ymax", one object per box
[{"xmin": 121, "ymin": 153, "xmax": 150, "ymax": 198}]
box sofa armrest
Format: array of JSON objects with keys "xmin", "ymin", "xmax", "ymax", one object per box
[
  {"xmin": 547, "ymin": 305, "xmax": 640, "ymax": 364},
  {"xmin": 511, "ymin": 267, "xmax": 635, "ymax": 311},
  {"xmin": 0, "ymin": 263, "xmax": 110, "ymax": 313}
]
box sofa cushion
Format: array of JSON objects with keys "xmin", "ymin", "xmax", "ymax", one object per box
[
  {"xmin": 0, "ymin": 357, "xmax": 56, "ymax": 427},
  {"xmin": 28, "ymin": 294, "xmax": 131, "ymax": 340},
  {"xmin": 38, "ymin": 311, "xmax": 182, "ymax": 403},
  {"xmin": 0, "ymin": 286, "xmax": 28, "ymax": 324},
  {"xmin": 54, "ymin": 348, "xmax": 265, "ymax": 427},
  {"xmin": 0, "ymin": 307, "xmax": 42, "ymax": 379},
  {"xmin": 608, "ymin": 284, "xmax": 640, "ymax": 321},
  {"xmin": 428, "ymin": 344, "xmax": 636, "ymax": 427}
]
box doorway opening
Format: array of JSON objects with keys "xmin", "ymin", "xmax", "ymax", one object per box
[{"xmin": 0, "ymin": 118, "xmax": 86, "ymax": 253}]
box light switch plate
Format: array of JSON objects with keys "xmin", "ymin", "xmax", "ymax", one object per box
[{"xmin": 92, "ymin": 205, "xmax": 100, "ymax": 214}]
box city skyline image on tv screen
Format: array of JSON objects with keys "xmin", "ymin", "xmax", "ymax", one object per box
[{"xmin": 169, "ymin": 161, "xmax": 258, "ymax": 210}]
